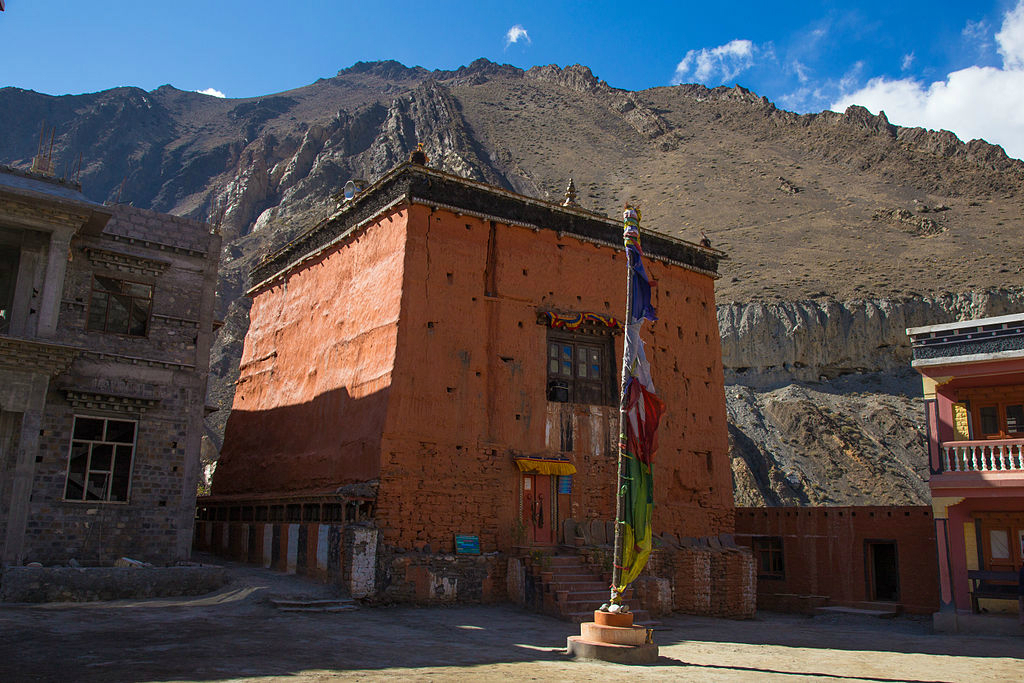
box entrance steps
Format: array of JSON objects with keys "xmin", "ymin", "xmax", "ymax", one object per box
[{"xmin": 526, "ymin": 552, "xmax": 652, "ymax": 624}]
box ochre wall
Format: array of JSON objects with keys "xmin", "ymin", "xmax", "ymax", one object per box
[
  {"xmin": 213, "ymin": 210, "xmax": 408, "ymax": 494},
  {"xmin": 375, "ymin": 205, "xmax": 731, "ymax": 552},
  {"xmin": 735, "ymin": 506, "xmax": 939, "ymax": 614}
]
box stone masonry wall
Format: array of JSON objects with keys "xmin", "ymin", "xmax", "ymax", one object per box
[
  {"xmin": 1, "ymin": 565, "xmax": 228, "ymax": 602},
  {"xmin": 17, "ymin": 204, "xmax": 219, "ymax": 566},
  {"xmin": 646, "ymin": 545, "xmax": 756, "ymax": 618}
]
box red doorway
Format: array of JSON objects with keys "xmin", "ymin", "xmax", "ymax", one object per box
[{"xmin": 522, "ymin": 473, "xmax": 555, "ymax": 545}]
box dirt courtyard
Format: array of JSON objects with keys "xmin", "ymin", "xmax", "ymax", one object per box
[{"xmin": 1, "ymin": 558, "xmax": 1021, "ymax": 682}]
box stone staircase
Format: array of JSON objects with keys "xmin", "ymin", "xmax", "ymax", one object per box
[{"xmin": 530, "ymin": 553, "xmax": 651, "ymax": 624}]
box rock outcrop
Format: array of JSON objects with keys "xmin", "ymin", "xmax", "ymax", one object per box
[
  {"xmin": 721, "ymin": 288, "xmax": 1024, "ymax": 506},
  {"xmin": 719, "ymin": 290, "xmax": 1024, "ymax": 387}
]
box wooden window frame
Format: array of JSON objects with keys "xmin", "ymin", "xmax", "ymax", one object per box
[
  {"xmin": 87, "ymin": 275, "xmax": 153, "ymax": 337},
  {"xmin": 752, "ymin": 536, "xmax": 785, "ymax": 579},
  {"xmin": 976, "ymin": 513, "xmax": 1024, "ymax": 572},
  {"xmin": 546, "ymin": 331, "xmax": 615, "ymax": 407},
  {"xmin": 63, "ymin": 415, "xmax": 138, "ymax": 503},
  {"xmin": 961, "ymin": 386, "xmax": 1024, "ymax": 439}
]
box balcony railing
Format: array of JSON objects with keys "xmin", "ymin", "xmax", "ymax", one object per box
[{"xmin": 942, "ymin": 439, "xmax": 1024, "ymax": 473}]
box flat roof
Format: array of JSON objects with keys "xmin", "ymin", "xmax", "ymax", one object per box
[
  {"xmin": 0, "ymin": 165, "xmax": 99, "ymax": 206},
  {"xmin": 0, "ymin": 165, "xmax": 112, "ymax": 233},
  {"xmin": 906, "ymin": 312, "xmax": 1024, "ymax": 337},
  {"xmin": 251, "ymin": 163, "xmax": 725, "ymax": 290}
]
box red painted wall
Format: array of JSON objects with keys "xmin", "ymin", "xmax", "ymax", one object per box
[
  {"xmin": 374, "ymin": 205, "xmax": 732, "ymax": 552},
  {"xmin": 735, "ymin": 506, "xmax": 939, "ymax": 615},
  {"xmin": 213, "ymin": 210, "xmax": 408, "ymax": 494},
  {"xmin": 213, "ymin": 199, "xmax": 731, "ymax": 555}
]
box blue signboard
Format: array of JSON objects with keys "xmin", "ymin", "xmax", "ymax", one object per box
[{"xmin": 455, "ymin": 534, "xmax": 481, "ymax": 554}]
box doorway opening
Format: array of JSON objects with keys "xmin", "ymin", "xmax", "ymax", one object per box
[{"xmin": 866, "ymin": 540, "xmax": 900, "ymax": 602}]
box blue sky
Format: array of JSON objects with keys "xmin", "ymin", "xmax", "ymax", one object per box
[{"xmin": 3, "ymin": 1, "xmax": 1024, "ymax": 158}]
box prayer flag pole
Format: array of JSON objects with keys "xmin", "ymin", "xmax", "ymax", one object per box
[
  {"xmin": 568, "ymin": 204, "xmax": 662, "ymax": 663},
  {"xmin": 610, "ymin": 210, "xmax": 634, "ymax": 605},
  {"xmin": 609, "ymin": 204, "xmax": 664, "ymax": 608}
]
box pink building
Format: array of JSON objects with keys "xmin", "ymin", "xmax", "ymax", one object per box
[{"xmin": 908, "ymin": 313, "xmax": 1024, "ymax": 631}]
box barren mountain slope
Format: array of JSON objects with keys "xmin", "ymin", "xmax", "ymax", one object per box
[{"xmin": 3, "ymin": 59, "xmax": 1023, "ymax": 506}]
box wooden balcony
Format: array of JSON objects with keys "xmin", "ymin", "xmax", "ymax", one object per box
[{"xmin": 941, "ymin": 439, "xmax": 1024, "ymax": 473}]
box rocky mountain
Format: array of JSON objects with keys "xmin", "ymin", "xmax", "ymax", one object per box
[{"xmin": 3, "ymin": 58, "xmax": 1022, "ymax": 506}]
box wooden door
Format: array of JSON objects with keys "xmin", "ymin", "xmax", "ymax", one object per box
[{"xmin": 522, "ymin": 473, "xmax": 555, "ymax": 545}]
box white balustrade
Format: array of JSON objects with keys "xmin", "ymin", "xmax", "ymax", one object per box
[{"xmin": 942, "ymin": 439, "xmax": 1024, "ymax": 473}]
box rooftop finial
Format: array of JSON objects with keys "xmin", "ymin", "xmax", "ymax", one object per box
[
  {"xmin": 562, "ymin": 178, "xmax": 578, "ymax": 207},
  {"xmin": 409, "ymin": 142, "xmax": 429, "ymax": 166}
]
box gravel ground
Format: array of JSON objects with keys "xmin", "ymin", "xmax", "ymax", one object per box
[{"xmin": 1, "ymin": 557, "xmax": 1021, "ymax": 682}]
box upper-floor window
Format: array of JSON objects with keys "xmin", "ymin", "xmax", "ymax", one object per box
[
  {"xmin": 959, "ymin": 385, "xmax": 1024, "ymax": 439},
  {"xmin": 973, "ymin": 401, "xmax": 1024, "ymax": 438},
  {"xmin": 63, "ymin": 415, "xmax": 137, "ymax": 502},
  {"xmin": 87, "ymin": 276, "xmax": 152, "ymax": 336},
  {"xmin": 547, "ymin": 333, "xmax": 614, "ymax": 406}
]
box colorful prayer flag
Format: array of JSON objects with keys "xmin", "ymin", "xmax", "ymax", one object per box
[{"xmin": 616, "ymin": 206, "xmax": 665, "ymax": 595}]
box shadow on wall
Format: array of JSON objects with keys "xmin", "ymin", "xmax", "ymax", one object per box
[{"xmin": 212, "ymin": 385, "xmax": 391, "ymax": 496}]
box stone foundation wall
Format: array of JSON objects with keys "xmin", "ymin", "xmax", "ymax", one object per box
[
  {"xmin": 377, "ymin": 549, "xmax": 507, "ymax": 604},
  {"xmin": 645, "ymin": 545, "xmax": 756, "ymax": 618},
  {"xmin": 0, "ymin": 565, "xmax": 228, "ymax": 602},
  {"xmin": 194, "ymin": 519, "xmax": 506, "ymax": 605}
]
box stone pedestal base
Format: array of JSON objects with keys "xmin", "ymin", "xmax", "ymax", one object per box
[{"xmin": 567, "ymin": 610, "xmax": 658, "ymax": 664}]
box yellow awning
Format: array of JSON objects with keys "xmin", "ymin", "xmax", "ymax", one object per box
[{"xmin": 514, "ymin": 458, "xmax": 577, "ymax": 476}]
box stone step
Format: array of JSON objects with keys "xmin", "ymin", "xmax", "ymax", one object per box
[
  {"xmin": 270, "ymin": 598, "xmax": 356, "ymax": 610},
  {"xmin": 544, "ymin": 575, "xmax": 605, "ymax": 586},
  {"xmin": 814, "ymin": 605, "xmax": 899, "ymax": 618},
  {"xmin": 276, "ymin": 605, "xmax": 359, "ymax": 613},
  {"xmin": 548, "ymin": 583, "xmax": 610, "ymax": 594},
  {"xmin": 558, "ymin": 590, "xmax": 625, "ymax": 603}
]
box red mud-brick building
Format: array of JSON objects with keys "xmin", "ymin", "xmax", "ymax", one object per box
[
  {"xmin": 198, "ymin": 162, "xmax": 752, "ymax": 613},
  {"xmin": 907, "ymin": 313, "xmax": 1024, "ymax": 631},
  {"xmin": 735, "ymin": 506, "xmax": 939, "ymax": 615}
]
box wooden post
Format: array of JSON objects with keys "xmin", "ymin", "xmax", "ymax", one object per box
[{"xmin": 611, "ymin": 209, "xmax": 634, "ymax": 604}]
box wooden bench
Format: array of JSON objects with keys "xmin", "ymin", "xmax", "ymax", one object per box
[{"xmin": 967, "ymin": 570, "xmax": 1020, "ymax": 613}]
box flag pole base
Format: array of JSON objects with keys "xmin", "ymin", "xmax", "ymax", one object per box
[{"xmin": 566, "ymin": 611, "xmax": 658, "ymax": 664}]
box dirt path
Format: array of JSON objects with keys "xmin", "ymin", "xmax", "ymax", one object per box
[{"xmin": 1, "ymin": 558, "xmax": 1020, "ymax": 682}]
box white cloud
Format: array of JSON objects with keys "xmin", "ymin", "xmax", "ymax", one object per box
[
  {"xmin": 901, "ymin": 52, "xmax": 915, "ymax": 71},
  {"xmin": 672, "ymin": 39, "xmax": 756, "ymax": 86},
  {"xmin": 831, "ymin": 1, "xmax": 1024, "ymax": 160},
  {"xmin": 997, "ymin": 1, "xmax": 1024, "ymax": 68},
  {"xmin": 791, "ymin": 59, "xmax": 810, "ymax": 84},
  {"xmin": 962, "ymin": 18, "xmax": 992, "ymax": 51},
  {"xmin": 505, "ymin": 24, "xmax": 530, "ymax": 48},
  {"xmin": 195, "ymin": 87, "xmax": 226, "ymax": 98}
]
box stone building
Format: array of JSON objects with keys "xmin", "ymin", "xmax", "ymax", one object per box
[
  {"xmin": 200, "ymin": 162, "xmax": 751, "ymax": 613},
  {"xmin": 0, "ymin": 165, "xmax": 220, "ymax": 566}
]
